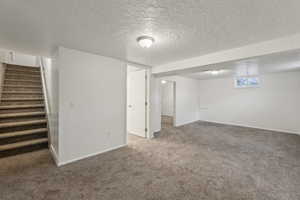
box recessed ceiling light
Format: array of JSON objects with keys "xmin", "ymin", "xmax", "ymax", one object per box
[
  {"xmin": 161, "ymin": 80, "xmax": 167, "ymax": 84},
  {"xmin": 137, "ymin": 36, "xmax": 155, "ymax": 48}
]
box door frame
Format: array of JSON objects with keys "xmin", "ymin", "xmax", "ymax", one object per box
[
  {"xmin": 126, "ymin": 65, "xmax": 151, "ymax": 144},
  {"xmin": 160, "ymin": 80, "xmax": 176, "ymax": 127}
]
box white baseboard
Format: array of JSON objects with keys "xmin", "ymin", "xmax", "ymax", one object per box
[
  {"xmin": 175, "ymin": 118, "xmax": 199, "ymax": 127},
  {"xmin": 198, "ymin": 119, "xmax": 300, "ymax": 136},
  {"xmin": 57, "ymin": 144, "xmax": 127, "ymax": 167},
  {"xmin": 50, "ymin": 145, "xmax": 59, "ymax": 166}
]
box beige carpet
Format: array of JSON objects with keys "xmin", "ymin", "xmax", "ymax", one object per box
[{"xmin": 1, "ymin": 121, "xmax": 300, "ymax": 200}]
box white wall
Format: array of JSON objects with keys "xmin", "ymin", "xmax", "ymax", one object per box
[
  {"xmin": 166, "ymin": 76, "xmax": 199, "ymax": 126},
  {"xmin": 58, "ymin": 47, "xmax": 127, "ymax": 165},
  {"xmin": 198, "ymin": 71, "xmax": 300, "ymax": 134},
  {"xmin": 11, "ymin": 53, "xmax": 38, "ymax": 66},
  {"xmin": 0, "ymin": 50, "xmax": 6, "ymax": 63},
  {"xmin": 150, "ymin": 76, "xmax": 162, "ymax": 133},
  {"xmin": 41, "ymin": 57, "xmax": 59, "ymax": 158},
  {"xmin": 151, "ymin": 76, "xmax": 200, "ymax": 130},
  {"xmin": 161, "ymin": 82, "xmax": 174, "ymax": 116},
  {"xmin": 0, "ymin": 48, "xmax": 37, "ymax": 66}
]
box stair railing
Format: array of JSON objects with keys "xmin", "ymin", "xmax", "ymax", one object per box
[
  {"xmin": 38, "ymin": 56, "xmax": 52, "ymax": 149},
  {"xmin": 0, "ymin": 63, "xmax": 7, "ymax": 103}
]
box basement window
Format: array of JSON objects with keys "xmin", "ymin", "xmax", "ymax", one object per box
[{"xmin": 235, "ymin": 76, "xmax": 260, "ymax": 88}]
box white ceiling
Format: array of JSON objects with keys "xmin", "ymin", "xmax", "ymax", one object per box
[
  {"xmin": 182, "ymin": 50, "xmax": 300, "ymax": 80},
  {"xmin": 1, "ymin": 0, "xmax": 300, "ymax": 66}
]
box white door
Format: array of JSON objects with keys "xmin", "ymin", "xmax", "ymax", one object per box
[{"xmin": 127, "ymin": 69, "xmax": 146, "ymax": 137}]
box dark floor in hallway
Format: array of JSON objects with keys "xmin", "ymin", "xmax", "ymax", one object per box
[
  {"xmin": 1, "ymin": 121, "xmax": 300, "ymax": 200},
  {"xmin": 161, "ymin": 115, "xmax": 173, "ymax": 128}
]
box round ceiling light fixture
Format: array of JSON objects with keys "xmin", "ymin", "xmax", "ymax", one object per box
[
  {"xmin": 210, "ymin": 70, "xmax": 220, "ymax": 75},
  {"xmin": 137, "ymin": 36, "xmax": 155, "ymax": 48}
]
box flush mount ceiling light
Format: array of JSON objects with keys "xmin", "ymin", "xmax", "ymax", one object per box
[
  {"xmin": 137, "ymin": 36, "xmax": 155, "ymax": 48},
  {"xmin": 161, "ymin": 80, "xmax": 167, "ymax": 84},
  {"xmin": 204, "ymin": 70, "xmax": 223, "ymax": 75},
  {"xmin": 210, "ymin": 70, "xmax": 220, "ymax": 75}
]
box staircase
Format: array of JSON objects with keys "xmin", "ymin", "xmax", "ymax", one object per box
[{"xmin": 0, "ymin": 64, "xmax": 48, "ymax": 158}]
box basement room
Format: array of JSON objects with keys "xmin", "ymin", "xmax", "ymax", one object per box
[{"xmin": 0, "ymin": 1, "xmax": 300, "ymax": 199}]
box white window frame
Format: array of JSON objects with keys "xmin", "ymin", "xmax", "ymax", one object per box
[{"xmin": 234, "ymin": 76, "xmax": 260, "ymax": 88}]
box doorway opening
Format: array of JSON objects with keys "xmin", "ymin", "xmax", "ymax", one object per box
[
  {"xmin": 160, "ymin": 80, "xmax": 175, "ymax": 129},
  {"xmin": 126, "ymin": 65, "xmax": 148, "ymax": 141}
]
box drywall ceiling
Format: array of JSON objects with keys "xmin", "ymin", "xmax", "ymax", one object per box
[
  {"xmin": 181, "ymin": 50, "xmax": 300, "ymax": 80},
  {"xmin": 1, "ymin": 0, "xmax": 300, "ymax": 66}
]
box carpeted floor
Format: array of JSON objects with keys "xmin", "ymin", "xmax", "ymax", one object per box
[{"xmin": 1, "ymin": 121, "xmax": 300, "ymax": 200}]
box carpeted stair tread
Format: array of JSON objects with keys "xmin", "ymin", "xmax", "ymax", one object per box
[
  {"xmin": 0, "ymin": 104, "xmax": 44, "ymax": 110},
  {"xmin": 5, "ymin": 73, "xmax": 41, "ymax": 78},
  {"xmin": 6, "ymin": 70, "xmax": 40, "ymax": 73},
  {"xmin": 3, "ymin": 84, "xmax": 42, "ymax": 88},
  {"xmin": 2, "ymin": 91, "xmax": 43, "ymax": 94},
  {"xmin": 0, "ymin": 119, "xmax": 47, "ymax": 128},
  {"xmin": 1, "ymin": 94, "xmax": 43, "ymax": 99},
  {"xmin": 6, "ymin": 66, "xmax": 40, "ymax": 72},
  {"xmin": 0, "ymin": 111, "xmax": 45, "ymax": 118},
  {"xmin": 1, "ymin": 97, "xmax": 43, "ymax": 101},
  {"xmin": 6, "ymin": 64, "xmax": 40, "ymax": 70},
  {"xmin": 4, "ymin": 79, "xmax": 41, "ymax": 83},
  {"xmin": 0, "ymin": 128, "xmax": 48, "ymax": 139},
  {"xmin": 0, "ymin": 138, "xmax": 48, "ymax": 151},
  {"xmin": 5, "ymin": 70, "xmax": 40, "ymax": 75}
]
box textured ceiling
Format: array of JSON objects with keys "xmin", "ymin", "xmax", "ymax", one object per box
[{"xmin": 0, "ymin": 0, "xmax": 300, "ymax": 66}]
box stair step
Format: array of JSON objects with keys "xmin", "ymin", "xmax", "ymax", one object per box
[
  {"xmin": 3, "ymin": 84, "xmax": 42, "ymax": 88},
  {"xmin": 7, "ymin": 64, "xmax": 40, "ymax": 70},
  {"xmin": 4, "ymin": 79, "xmax": 41, "ymax": 83},
  {"xmin": 3, "ymin": 89, "xmax": 42, "ymax": 93},
  {"xmin": 2, "ymin": 91, "xmax": 43, "ymax": 94},
  {"xmin": 0, "ymin": 112, "xmax": 45, "ymax": 119},
  {"xmin": 0, "ymin": 104, "xmax": 44, "ymax": 110},
  {"xmin": 6, "ymin": 66, "xmax": 40, "ymax": 71},
  {"xmin": 5, "ymin": 73, "xmax": 40, "ymax": 78},
  {"xmin": 0, "ymin": 138, "xmax": 48, "ymax": 151},
  {"xmin": 0, "ymin": 119, "xmax": 47, "ymax": 128},
  {"xmin": 0, "ymin": 108, "xmax": 44, "ymax": 114},
  {"xmin": 0, "ymin": 128, "xmax": 48, "ymax": 139},
  {"xmin": 6, "ymin": 70, "xmax": 40, "ymax": 75},
  {"xmin": 1, "ymin": 94, "xmax": 43, "ymax": 99},
  {"xmin": 4, "ymin": 82, "xmax": 41, "ymax": 86},
  {"xmin": 5, "ymin": 68, "xmax": 41, "ymax": 75},
  {"xmin": 5, "ymin": 76, "xmax": 41, "ymax": 81},
  {"xmin": 1, "ymin": 97, "xmax": 43, "ymax": 101}
]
